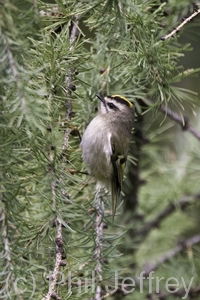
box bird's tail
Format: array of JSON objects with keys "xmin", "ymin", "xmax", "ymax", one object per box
[
  {"xmin": 111, "ymin": 179, "xmax": 121, "ymax": 220},
  {"xmin": 111, "ymin": 155, "xmax": 126, "ymax": 220}
]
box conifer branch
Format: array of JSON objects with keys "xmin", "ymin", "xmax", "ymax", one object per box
[
  {"xmin": 138, "ymin": 192, "xmax": 200, "ymax": 237},
  {"xmin": 161, "ymin": 8, "xmax": 200, "ymax": 41},
  {"xmin": 43, "ymin": 16, "xmax": 80, "ymax": 300},
  {"xmin": 1, "ymin": 208, "xmax": 12, "ymax": 265},
  {"xmin": 1, "ymin": 207, "xmax": 23, "ymax": 300},
  {"xmin": 63, "ymin": 17, "xmax": 80, "ymax": 151},
  {"xmin": 4, "ymin": 38, "xmax": 26, "ymax": 106}
]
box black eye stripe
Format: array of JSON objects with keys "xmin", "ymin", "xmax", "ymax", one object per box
[{"xmin": 107, "ymin": 102, "xmax": 118, "ymax": 110}]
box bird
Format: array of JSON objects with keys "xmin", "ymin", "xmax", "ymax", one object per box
[{"xmin": 81, "ymin": 94, "xmax": 134, "ymax": 219}]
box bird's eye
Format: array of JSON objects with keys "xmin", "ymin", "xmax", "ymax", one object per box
[{"xmin": 107, "ymin": 102, "xmax": 117, "ymax": 110}]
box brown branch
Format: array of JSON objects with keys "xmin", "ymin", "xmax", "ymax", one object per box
[
  {"xmin": 146, "ymin": 285, "xmax": 200, "ymax": 300},
  {"xmin": 161, "ymin": 8, "xmax": 200, "ymax": 41},
  {"xmin": 160, "ymin": 104, "xmax": 200, "ymax": 141},
  {"xmin": 138, "ymin": 192, "xmax": 200, "ymax": 238},
  {"xmin": 1, "ymin": 208, "xmax": 11, "ymax": 264},
  {"xmin": 135, "ymin": 234, "xmax": 200, "ymax": 284},
  {"xmin": 142, "ymin": 98, "xmax": 200, "ymax": 141},
  {"xmin": 106, "ymin": 234, "xmax": 200, "ymax": 298}
]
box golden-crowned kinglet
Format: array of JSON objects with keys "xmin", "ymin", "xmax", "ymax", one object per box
[{"xmin": 81, "ymin": 94, "xmax": 134, "ymax": 219}]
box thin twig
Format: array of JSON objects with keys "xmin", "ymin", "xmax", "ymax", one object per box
[
  {"xmin": 25, "ymin": 223, "xmax": 46, "ymax": 248},
  {"xmin": 40, "ymin": 7, "xmax": 61, "ymax": 17},
  {"xmin": 43, "ymin": 142, "xmax": 65, "ymax": 300},
  {"xmin": 42, "ymin": 148, "xmax": 64, "ymax": 300},
  {"xmin": 42, "ymin": 221, "xmax": 63, "ymax": 300},
  {"xmin": 1, "ymin": 208, "xmax": 12, "ymax": 264},
  {"xmin": 94, "ymin": 191, "xmax": 104, "ymax": 300},
  {"xmin": 138, "ymin": 192, "xmax": 200, "ymax": 237},
  {"xmin": 161, "ymin": 8, "xmax": 200, "ymax": 40}
]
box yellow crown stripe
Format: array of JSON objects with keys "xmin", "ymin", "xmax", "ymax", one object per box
[{"xmin": 112, "ymin": 94, "xmax": 133, "ymax": 108}]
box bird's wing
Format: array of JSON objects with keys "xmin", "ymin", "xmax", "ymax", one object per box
[{"xmin": 110, "ymin": 138, "xmax": 126, "ymax": 220}]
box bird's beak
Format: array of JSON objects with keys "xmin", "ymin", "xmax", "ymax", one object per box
[
  {"xmin": 96, "ymin": 94, "xmax": 105, "ymax": 105},
  {"xmin": 96, "ymin": 94, "xmax": 108, "ymax": 112}
]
